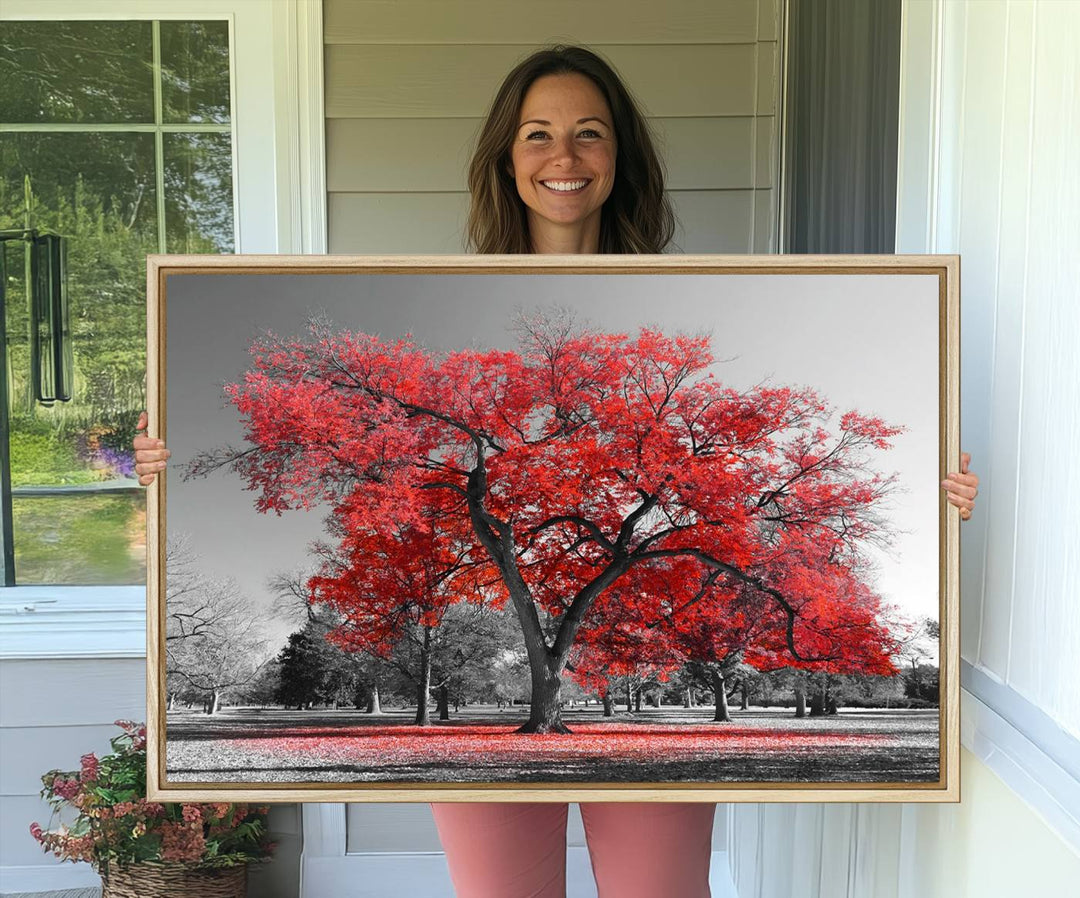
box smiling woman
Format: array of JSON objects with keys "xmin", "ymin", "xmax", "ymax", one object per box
[
  {"xmin": 464, "ymin": 44, "xmax": 675, "ymax": 255},
  {"xmin": 507, "ymin": 73, "xmax": 618, "ymax": 253}
]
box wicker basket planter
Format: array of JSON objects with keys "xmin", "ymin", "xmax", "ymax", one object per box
[{"xmin": 101, "ymin": 862, "xmax": 247, "ymax": 898}]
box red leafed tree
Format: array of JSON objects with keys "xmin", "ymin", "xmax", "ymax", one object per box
[
  {"xmin": 188, "ymin": 311, "xmax": 904, "ymax": 733},
  {"xmin": 305, "ymin": 492, "xmax": 493, "ymax": 725},
  {"xmin": 571, "ymin": 542, "xmax": 902, "ymax": 723}
]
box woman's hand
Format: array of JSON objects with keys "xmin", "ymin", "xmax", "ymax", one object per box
[
  {"xmin": 942, "ymin": 451, "xmax": 979, "ymax": 521},
  {"xmin": 133, "ymin": 411, "xmax": 170, "ymax": 486}
]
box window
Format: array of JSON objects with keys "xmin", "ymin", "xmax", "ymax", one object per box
[{"xmin": 0, "ymin": 19, "xmax": 235, "ymax": 585}]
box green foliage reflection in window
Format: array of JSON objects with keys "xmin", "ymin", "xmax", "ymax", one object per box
[{"xmin": 0, "ymin": 19, "xmax": 234, "ymax": 585}]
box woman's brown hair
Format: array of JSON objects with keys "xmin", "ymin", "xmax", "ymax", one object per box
[{"xmin": 465, "ymin": 45, "xmax": 677, "ymax": 254}]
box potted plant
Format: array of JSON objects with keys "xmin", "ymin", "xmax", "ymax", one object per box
[{"xmin": 30, "ymin": 720, "xmax": 274, "ymax": 897}]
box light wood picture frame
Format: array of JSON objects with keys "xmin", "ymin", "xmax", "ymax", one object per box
[{"xmin": 146, "ymin": 253, "xmax": 960, "ymax": 803}]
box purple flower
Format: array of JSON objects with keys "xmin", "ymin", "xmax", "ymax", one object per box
[{"xmin": 94, "ymin": 447, "xmax": 136, "ymax": 479}]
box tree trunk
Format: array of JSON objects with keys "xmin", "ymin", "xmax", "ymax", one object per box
[
  {"xmin": 415, "ymin": 630, "xmax": 432, "ymax": 725},
  {"xmin": 517, "ymin": 659, "xmax": 568, "ymax": 733},
  {"xmin": 625, "ymin": 681, "xmax": 634, "ymax": 713},
  {"xmin": 809, "ymin": 677, "xmax": 827, "ymax": 717},
  {"xmin": 437, "ymin": 683, "xmax": 450, "ymax": 720},
  {"xmin": 207, "ymin": 689, "xmax": 221, "ymax": 715},
  {"xmin": 910, "ymin": 658, "xmax": 922, "ymax": 699},
  {"xmin": 712, "ymin": 669, "xmax": 731, "ymax": 722},
  {"xmin": 741, "ymin": 678, "xmax": 750, "ymax": 710},
  {"xmin": 367, "ymin": 684, "xmax": 381, "ymax": 714},
  {"xmin": 634, "ymin": 689, "xmax": 642, "ymax": 712},
  {"xmin": 603, "ymin": 691, "xmax": 614, "ymax": 717},
  {"xmin": 794, "ymin": 684, "xmax": 806, "ymax": 718},
  {"xmin": 167, "ymin": 692, "xmax": 176, "ymax": 711}
]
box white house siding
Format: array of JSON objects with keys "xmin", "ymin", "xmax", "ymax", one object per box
[
  {"xmin": 0, "ymin": 659, "xmax": 145, "ymax": 893},
  {"xmin": 0, "ymin": 656, "xmax": 301, "ymax": 898}
]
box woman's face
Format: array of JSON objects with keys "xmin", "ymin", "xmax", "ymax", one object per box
[{"xmin": 508, "ymin": 73, "xmax": 617, "ymax": 245}]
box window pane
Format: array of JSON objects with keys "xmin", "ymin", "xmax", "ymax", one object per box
[
  {"xmin": 1, "ymin": 19, "xmax": 235, "ymax": 586},
  {"xmin": 12, "ymin": 493, "xmax": 145, "ymax": 585},
  {"xmin": 164, "ymin": 133, "xmax": 235, "ymax": 252},
  {"xmin": 2, "ymin": 132, "xmax": 155, "ymax": 586},
  {"xmin": 1, "ymin": 132, "xmax": 157, "ymax": 429},
  {"xmin": 0, "ymin": 22, "xmax": 154, "ymax": 124},
  {"xmin": 160, "ymin": 20, "xmax": 232, "ymax": 124}
]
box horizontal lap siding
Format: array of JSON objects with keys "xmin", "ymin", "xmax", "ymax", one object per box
[
  {"xmin": 326, "ymin": 117, "xmax": 771, "ymax": 191},
  {"xmin": 324, "ymin": 0, "xmax": 780, "ymax": 852},
  {"xmin": 323, "ymin": 0, "xmax": 761, "ymax": 45},
  {"xmin": 0, "ymin": 659, "xmax": 145, "ymax": 868},
  {"xmin": 325, "ymin": 45, "xmax": 760, "ymax": 118},
  {"xmin": 327, "ymin": 189, "xmax": 761, "ymax": 254}
]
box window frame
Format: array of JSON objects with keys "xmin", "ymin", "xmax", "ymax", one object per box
[{"xmin": 0, "ymin": 0, "xmax": 326, "ymax": 658}]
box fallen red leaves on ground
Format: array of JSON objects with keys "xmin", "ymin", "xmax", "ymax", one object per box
[{"xmin": 230, "ymin": 723, "xmax": 886, "ymax": 766}]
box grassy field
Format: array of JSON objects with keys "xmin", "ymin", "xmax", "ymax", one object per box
[{"xmin": 166, "ymin": 705, "xmax": 940, "ymax": 785}]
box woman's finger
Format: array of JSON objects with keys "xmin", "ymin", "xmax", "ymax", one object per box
[
  {"xmin": 945, "ymin": 491, "xmax": 974, "ymax": 510},
  {"xmin": 941, "ymin": 480, "xmax": 977, "ymax": 499}
]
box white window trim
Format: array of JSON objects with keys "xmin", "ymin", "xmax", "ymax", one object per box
[
  {"xmin": 961, "ymin": 672, "xmax": 1080, "ymax": 853},
  {"xmin": 0, "ymin": 0, "xmax": 325, "ymax": 660}
]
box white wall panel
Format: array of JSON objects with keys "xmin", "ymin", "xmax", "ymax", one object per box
[
  {"xmin": 345, "ymin": 802, "xmax": 444, "ymax": 853},
  {"xmin": 903, "ymin": 0, "xmax": 1080, "ymax": 738},
  {"xmin": 728, "ymin": 803, "xmax": 907, "ymax": 898},
  {"xmin": 1005, "ymin": 2, "xmax": 1080, "ymax": 731},
  {"xmin": 981, "ymin": 0, "xmax": 1035, "ymax": 696},
  {"xmin": 954, "ymin": 0, "xmax": 1010, "ymax": 678}
]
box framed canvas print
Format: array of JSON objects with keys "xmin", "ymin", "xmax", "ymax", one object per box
[{"xmin": 146, "ymin": 254, "xmax": 959, "ymax": 803}]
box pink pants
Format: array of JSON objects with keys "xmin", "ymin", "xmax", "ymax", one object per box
[{"xmin": 431, "ymin": 802, "xmax": 716, "ymax": 898}]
